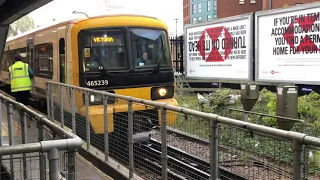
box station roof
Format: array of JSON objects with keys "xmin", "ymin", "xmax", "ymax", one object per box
[
  {"xmin": 0, "ymin": 0, "xmax": 52, "ymax": 25},
  {"xmin": 0, "ymin": 0, "xmax": 52, "ymax": 61}
]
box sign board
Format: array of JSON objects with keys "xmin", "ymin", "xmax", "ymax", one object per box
[
  {"xmin": 255, "ymin": 3, "xmax": 320, "ymax": 84},
  {"xmin": 84, "ymin": 48, "xmax": 90, "ymax": 58},
  {"xmin": 185, "ymin": 14, "xmax": 253, "ymax": 80}
]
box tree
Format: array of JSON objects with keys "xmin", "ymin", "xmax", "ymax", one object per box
[{"xmin": 8, "ymin": 15, "xmax": 35, "ymax": 37}]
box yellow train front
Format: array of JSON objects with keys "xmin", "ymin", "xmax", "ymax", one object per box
[
  {"xmin": 70, "ymin": 15, "xmax": 178, "ymax": 138},
  {"xmin": 0, "ymin": 14, "xmax": 178, "ymax": 142}
]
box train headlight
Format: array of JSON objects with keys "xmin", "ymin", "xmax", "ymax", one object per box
[
  {"xmin": 83, "ymin": 90, "xmax": 116, "ymax": 105},
  {"xmin": 90, "ymin": 95, "xmax": 102, "ymax": 102},
  {"xmin": 158, "ymin": 88, "xmax": 167, "ymax": 97},
  {"xmin": 151, "ymin": 86, "xmax": 174, "ymax": 100}
]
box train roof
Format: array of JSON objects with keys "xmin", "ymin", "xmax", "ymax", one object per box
[{"xmin": 6, "ymin": 13, "xmax": 160, "ymax": 42}]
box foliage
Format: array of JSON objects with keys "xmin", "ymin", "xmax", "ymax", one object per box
[
  {"xmin": 8, "ymin": 15, "xmax": 35, "ymax": 37},
  {"xmin": 174, "ymin": 88, "xmax": 320, "ymax": 175}
]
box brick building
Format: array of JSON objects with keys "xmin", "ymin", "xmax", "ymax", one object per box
[
  {"xmin": 217, "ymin": 0, "xmax": 320, "ymax": 18},
  {"xmin": 183, "ymin": 0, "xmax": 217, "ymax": 25},
  {"xmin": 183, "ymin": 0, "xmax": 190, "ymax": 25}
]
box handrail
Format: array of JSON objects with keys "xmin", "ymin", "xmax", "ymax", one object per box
[
  {"xmin": 47, "ymin": 81, "xmax": 320, "ymax": 147},
  {"xmin": 229, "ymin": 108, "xmax": 304, "ymax": 123},
  {"xmin": 0, "ymin": 93, "xmax": 83, "ymax": 154}
]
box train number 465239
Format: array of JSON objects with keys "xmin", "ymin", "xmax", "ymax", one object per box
[{"xmin": 86, "ymin": 80, "xmax": 109, "ymax": 86}]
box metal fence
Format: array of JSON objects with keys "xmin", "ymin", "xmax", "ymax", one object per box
[
  {"xmin": 46, "ymin": 81, "xmax": 320, "ymax": 180},
  {"xmin": 170, "ymin": 35, "xmax": 184, "ymax": 74},
  {"xmin": 0, "ymin": 93, "xmax": 83, "ymax": 180}
]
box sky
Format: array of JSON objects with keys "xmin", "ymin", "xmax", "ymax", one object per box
[{"xmin": 28, "ymin": 0, "xmax": 184, "ymax": 36}]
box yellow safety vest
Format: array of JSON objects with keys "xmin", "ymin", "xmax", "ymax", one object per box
[{"xmin": 9, "ymin": 61, "xmax": 32, "ymax": 92}]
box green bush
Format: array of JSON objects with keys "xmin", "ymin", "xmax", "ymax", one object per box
[{"xmin": 174, "ymin": 88, "xmax": 320, "ymax": 175}]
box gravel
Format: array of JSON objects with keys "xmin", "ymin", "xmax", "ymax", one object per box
[{"xmin": 151, "ymin": 131, "xmax": 294, "ymax": 180}]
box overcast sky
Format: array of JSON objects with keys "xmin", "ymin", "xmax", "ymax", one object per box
[{"xmin": 28, "ymin": 0, "xmax": 183, "ymax": 35}]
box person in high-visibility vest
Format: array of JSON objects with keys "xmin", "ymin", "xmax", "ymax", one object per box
[{"xmin": 8, "ymin": 54, "xmax": 34, "ymax": 107}]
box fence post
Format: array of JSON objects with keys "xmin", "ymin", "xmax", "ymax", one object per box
[
  {"xmin": 103, "ymin": 95, "xmax": 109, "ymax": 162},
  {"xmin": 7, "ymin": 103, "xmax": 14, "ymax": 179},
  {"xmin": 71, "ymin": 88, "xmax": 76, "ymax": 134},
  {"xmin": 67, "ymin": 150, "xmax": 76, "ymax": 180},
  {"xmin": 242, "ymin": 112, "xmax": 248, "ymax": 122},
  {"xmin": 210, "ymin": 119, "xmax": 219, "ymax": 180},
  {"xmin": 128, "ymin": 100, "xmax": 134, "ymax": 179},
  {"xmin": 48, "ymin": 148, "xmax": 59, "ymax": 180},
  {"xmin": 179, "ymin": 35, "xmax": 184, "ymax": 74},
  {"xmin": 293, "ymin": 140, "xmax": 304, "ymax": 180},
  {"xmin": 60, "ymin": 86, "xmax": 64, "ymax": 128},
  {"xmin": 46, "ymin": 84, "xmax": 51, "ymax": 119},
  {"xmin": 38, "ymin": 122, "xmax": 46, "ymax": 180},
  {"xmin": 20, "ymin": 110, "xmax": 28, "ymax": 179},
  {"xmin": 84, "ymin": 92, "xmax": 90, "ymax": 150},
  {"xmin": 161, "ymin": 108, "xmax": 168, "ymax": 180},
  {"xmin": 175, "ymin": 37, "xmax": 178, "ymax": 71}
]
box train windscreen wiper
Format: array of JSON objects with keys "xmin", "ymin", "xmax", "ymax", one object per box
[
  {"xmin": 152, "ymin": 61, "xmax": 161, "ymax": 73},
  {"xmin": 91, "ymin": 48, "xmax": 110, "ymax": 75}
]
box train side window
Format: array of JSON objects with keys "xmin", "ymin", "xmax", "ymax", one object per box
[
  {"xmin": 1, "ymin": 51, "xmax": 6, "ymax": 71},
  {"xmin": 59, "ymin": 38, "xmax": 66, "ymax": 83},
  {"xmin": 1, "ymin": 51, "xmax": 8, "ymax": 71},
  {"xmin": 7, "ymin": 50, "xmax": 16, "ymax": 68},
  {"xmin": 34, "ymin": 43, "xmax": 53, "ymax": 79}
]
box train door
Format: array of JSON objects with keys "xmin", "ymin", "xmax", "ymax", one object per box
[
  {"xmin": 26, "ymin": 36, "xmax": 39, "ymax": 100},
  {"xmin": 57, "ymin": 27, "xmax": 72, "ymax": 111},
  {"xmin": 26, "ymin": 37, "xmax": 34, "ymax": 71},
  {"xmin": 59, "ymin": 38, "xmax": 66, "ymax": 83}
]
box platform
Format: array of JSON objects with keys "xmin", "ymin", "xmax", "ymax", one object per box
[{"xmin": 0, "ymin": 102, "xmax": 112, "ymax": 180}]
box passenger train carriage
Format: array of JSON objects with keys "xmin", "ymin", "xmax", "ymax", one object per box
[{"xmin": 0, "ymin": 14, "xmax": 178, "ymax": 143}]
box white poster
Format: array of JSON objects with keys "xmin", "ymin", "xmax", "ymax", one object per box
[
  {"xmin": 256, "ymin": 5, "xmax": 320, "ymax": 83},
  {"xmin": 185, "ymin": 16, "xmax": 252, "ymax": 80}
]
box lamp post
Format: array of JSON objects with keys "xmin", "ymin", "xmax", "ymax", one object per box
[
  {"xmin": 72, "ymin": 10, "xmax": 89, "ymax": 18},
  {"xmin": 175, "ymin": 18, "xmax": 178, "ymax": 38},
  {"xmin": 174, "ymin": 18, "xmax": 178, "ymax": 72}
]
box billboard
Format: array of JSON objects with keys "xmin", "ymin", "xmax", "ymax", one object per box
[
  {"xmin": 185, "ymin": 14, "xmax": 253, "ymax": 80},
  {"xmin": 255, "ymin": 3, "xmax": 320, "ymax": 84}
]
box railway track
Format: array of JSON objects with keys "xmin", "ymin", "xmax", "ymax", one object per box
[
  {"xmin": 147, "ymin": 138, "xmax": 248, "ymax": 180},
  {"xmin": 162, "ymin": 127, "xmax": 293, "ymax": 179},
  {"xmin": 0, "ymin": 89, "xmax": 267, "ymax": 179}
]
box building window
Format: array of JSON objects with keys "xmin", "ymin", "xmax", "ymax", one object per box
[
  {"xmin": 207, "ymin": 15, "xmax": 212, "ymax": 20},
  {"xmin": 239, "ymin": 0, "xmax": 244, "ymax": 4},
  {"xmin": 250, "ymin": 0, "xmax": 256, "ymax": 3},
  {"xmin": 193, "ymin": 4, "xmax": 197, "ymax": 14},
  {"xmin": 207, "ymin": 1, "xmax": 211, "ymax": 11},
  {"xmin": 193, "ymin": 18, "xmax": 197, "ymax": 23},
  {"xmin": 214, "ymin": 14, "xmax": 217, "ymax": 18},
  {"xmin": 213, "ymin": 0, "xmax": 217, "ymax": 10},
  {"xmin": 198, "ymin": 17, "xmax": 202, "ymax": 22},
  {"xmin": 198, "ymin": 3, "xmax": 201, "ymax": 13}
]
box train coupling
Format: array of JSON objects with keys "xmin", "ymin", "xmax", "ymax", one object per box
[{"xmin": 133, "ymin": 129, "xmax": 157, "ymax": 144}]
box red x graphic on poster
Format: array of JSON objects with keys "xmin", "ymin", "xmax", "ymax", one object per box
[
  {"xmin": 283, "ymin": 15, "xmax": 320, "ymax": 52},
  {"xmin": 197, "ymin": 26, "xmax": 234, "ymax": 62}
]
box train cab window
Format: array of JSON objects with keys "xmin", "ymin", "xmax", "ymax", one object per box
[
  {"xmin": 59, "ymin": 38, "xmax": 66, "ymax": 83},
  {"xmin": 1, "ymin": 51, "xmax": 8, "ymax": 71},
  {"xmin": 130, "ymin": 28, "xmax": 171, "ymax": 68},
  {"xmin": 2, "ymin": 48, "xmax": 27, "ymax": 71},
  {"xmin": 34, "ymin": 43, "xmax": 53, "ymax": 79},
  {"xmin": 78, "ymin": 29, "xmax": 128, "ymax": 73}
]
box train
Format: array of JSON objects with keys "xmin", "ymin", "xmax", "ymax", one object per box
[{"xmin": 0, "ymin": 14, "xmax": 178, "ymax": 141}]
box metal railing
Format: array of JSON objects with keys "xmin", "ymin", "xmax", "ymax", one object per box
[
  {"xmin": 0, "ymin": 92, "xmax": 83, "ymax": 180},
  {"xmin": 46, "ymin": 81, "xmax": 320, "ymax": 180}
]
